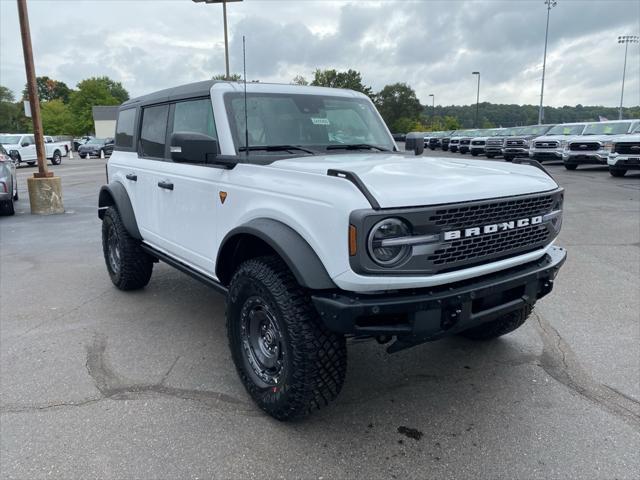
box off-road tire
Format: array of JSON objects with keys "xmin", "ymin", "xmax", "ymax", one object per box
[
  {"xmin": 564, "ymin": 163, "xmax": 578, "ymax": 170},
  {"xmin": 51, "ymin": 150, "xmax": 62, "ymax": 165},
  {"xmin": 227, "ymin": 255, "xmax": 347, "ymax": 421},
  {"xmin": 101, "ymin": 206, "xmax": 153, "ymax": 290},
  {"xmin": 609, "ymin": 167, "xmax": 627, "ymax": 177},
  {"xmin": 460, "ymin": 305, "xmax": 532, "ymax": 340}
]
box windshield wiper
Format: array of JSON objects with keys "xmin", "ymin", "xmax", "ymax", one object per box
[
  {"xmin": 326, "ymin": 144, "xmax": 390, "ymax": 152},
  {"xmin": 238, "ymin": 145, "xmax": 316, "ymax": 154}
]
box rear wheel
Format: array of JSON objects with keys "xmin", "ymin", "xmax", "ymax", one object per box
[
  {"xmin": 227, "ymin": 256, "xmax": 347, "ymax": 420},
  {"xmin": 0, "ymin": 199, "xmax": 15, "ymax": 216},
  {"xmin": 564, "ymin": 163, "xmax": 578, "ymax": 170},
  {"xmin": 51, "ymin": 150, "xmax": 62, "ymax": 165},
  {"xmin": 101, "ymin": 206, "xmax": 154, "ymax": 290},
  {"xmin": 460, "ymin": 306, "xmax": 532, "ymax": 340},
  {"xmin": 609, "ymin": 167, "xmax": 627, "ymax": 177}
]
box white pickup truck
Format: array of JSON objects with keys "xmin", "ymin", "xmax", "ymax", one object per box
[{"xmin": 0, "ymin": 133, "xmax": 71, "ymax": 166}]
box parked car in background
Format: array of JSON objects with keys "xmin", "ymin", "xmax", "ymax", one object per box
[
  {"xmin": 469, "ymin": 128, "xmax": 507, "ymax": 156},
  {"xmin": 485, "ymin": 127, "xmax": 522, "ymax": 158},
  {"xmin": 0, "ymin": 133, "xmax": 70, "ymax": 166},
  {"xmin": 564, "ymin": 120, "xmax": 640, "ymax": 170},
  {"xmin": 458, "ymin": 130, "xmax": 480, "ymax": 154},
  {"xmin": 528, "ymin": 123, "xmax": 587, "ymax": 163},
  {"xmin": 448, "ymin": 130, "xmax": 474, "ymax": 152},
  {"xmin": 392, "ymin": 133, "xmax": 406, "ymax": 142},
  {"xmin": 502, "ymin": 124, "xmax": 554, "ymax": 161},
  {"xmin": 0, "ymin": 144, "xmax": 18, "ymax": 216},
  {"xmin": 73, "ymin": 136, "xmax": 94, "ymax": 151},
  {"xmin": 608, "ymin": 131, "xmax": 640, "ymax": 177},
  {"xmin": 78, "ymin": 138, "xmax": 115, "ymax": 158}
]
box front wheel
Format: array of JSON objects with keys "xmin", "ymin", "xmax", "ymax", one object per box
[
  {"xmin": 0, "ymin": 199, "xmax": 15, "ymax": 216},
  {"xmin": 51, "ymin": 151, "xmax": 62, "ymax": 165},
  {"xmin": 227, "ymin": 256, "xmax": 347, "ymax": 420},
  {"xmin": 471, "ymin": 151, "xmax": 479, "ymax": 156},
  {"xmin": 564, "ymin": 163, "xmax": 578, "ymax": 170},
  {"xmin": 504, "ymin": 155, "xmax": 514, "ymax": 162},
  {"xmin": 101, "ymin": 206, "xmax": 154, "ymax": 290},
  {"xmin": 27, "ymin": 161, "xmax": 36, "ymax": 166},
  {"xmin": 609, "ymin": 167, "xmax": 627, "ymax": 177},
  {"xmin": 486, "ymin": 154, "xmax": 495, "ymax": 159},
  {"xmin": 460, "ymin": 305, "xmax": 532, "ymax": 340}
]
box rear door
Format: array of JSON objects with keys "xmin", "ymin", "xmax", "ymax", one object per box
[
  {"xmin": 144, "ymin": 97, "xmax": 222, "ymax": 274},
  {"xmin": 22, "ymin": 135, "xmax": 37, "ymax": 161}
]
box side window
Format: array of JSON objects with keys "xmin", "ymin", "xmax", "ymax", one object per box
[
  {"xmin": 115, "ymin": 108, "xmax": 136, "ymax": 148},
  {"xmin": 25, "ymin": 135, "xmax": 35, "ymax": 145},
  {"xmin": 171, "ymin": 98, "xmax": 217, "ymax": 140},
  {"xmin": 140, "ymin": 104, "xmax": 169, "ymax": 158}
]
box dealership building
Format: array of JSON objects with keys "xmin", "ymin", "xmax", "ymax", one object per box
[{"xmin": 92, "ymin": 106, "xmax": 118, "ymax": 138}]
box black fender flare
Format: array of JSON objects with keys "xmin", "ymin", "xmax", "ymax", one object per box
[
  {"xmin": 217, "ymin": 218, "xmax": 337, "ymax": 290},
  {"xmin": 98, "ymin": 182, "xmax": 142, "ymax": 240}
]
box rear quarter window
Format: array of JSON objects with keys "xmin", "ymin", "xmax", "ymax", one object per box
[
  {"xmin": 115, "ymin": 108, "xmax": 136, "ymax": 149},
  {"xmin": 140, "ymin": 104, "xmax": 169, "ymax": 158}
]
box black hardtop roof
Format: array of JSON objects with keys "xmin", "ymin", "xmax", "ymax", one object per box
[{"xmin": 120, "ymin": 80, "xmax": 218, "ymax": 109}]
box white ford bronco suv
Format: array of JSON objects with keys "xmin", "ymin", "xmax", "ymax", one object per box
[{"xmin": 99, "ymin": 81, "xmax": 566, "ymax": 420}]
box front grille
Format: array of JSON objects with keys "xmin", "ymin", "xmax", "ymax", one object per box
[
  {"xmin": 450, "ymin": 140, "xmax": 460, "ymax": 144},
  {"xmin": 570, "ymin": 142, "xmax": 599, "ymax": 151},
  {"xmin": 534, "ymin": 141, "xmax": 558, "ymax": 149},
  {"xmin": 487, "ymin": 139, "xmax": 504, "ymax": 146},
  {"xmin": 428, "ymin": 224, "xmax": 549, "ymax": 266},
  {"xmin": 471, "ymin": 140, "xmax": 485, "ymax": 146},
  {"xmin": 614, "ymin": 142, "xmax": 640, "ymax": 155},
  {"xmin": 428, "ymin": 194, "xmax": 555, "ymax": 229},
  {"xmin": 460, "ymin": 139, "xmax": 470, "ymax": 145},
  {"xmin": 506, "ymin": 139, "xmax": 526, "ymax": 147}
]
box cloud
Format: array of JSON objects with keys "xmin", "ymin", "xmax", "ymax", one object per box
[{"xmin": 0, "ymin": 0, "xmax": 638, "ymax": 108}]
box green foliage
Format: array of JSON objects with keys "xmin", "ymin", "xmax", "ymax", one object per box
[
  {"xmin": 0, "ymin": 85, "xmax": 30, "ymax": 132},
  {"xmin": 311, "ymin": 69, "xmax": 373, "ymax": 97},
  {"xmin": 213, "ymin": 73, "xmax": 243, "ymax": 81},
  {"xmin": 291, "ymin": 75, "xmax": 308, "ymax": 86},
  {"xmin": 41, "ymin": 100, "xmax": 74, "ymax": 135},
  {"xmin": 69, "ymin": 77, "xmax": 129, "ymax": 135},
  {"xmin": 0, "ymin": 85, "xmax": 15, "ymax": 103},
  {"xmin": 22, "ymin": 76, "xmax": 71, "ymax": 103},
  {"xmin": 375, "ymin": 83, "xmax": 422, "ymax": 132}
]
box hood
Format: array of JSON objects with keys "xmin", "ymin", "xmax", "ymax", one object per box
[
  {"xmin": 270, "ymin": 153, "xmax": 558, "ymax": 208},
  {"xmin": 0, "ymin": 143, "xmax": 20, "ymax": 150}
]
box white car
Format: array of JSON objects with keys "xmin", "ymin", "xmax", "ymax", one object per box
[
  {"xmin": 0, "ymin": 133, "xmax": 70, "ymax": 166},
  {"xmin": 469, "ymin": 128, "xmax": 508, "ymax": 156},
  {"xmin": 99, "ymin": 81, "xmax": 566, "ymax": 420},
  {"xmin": 563, "ymin": 119, "xmax": 640, "ymax": 170},
  {"xmin": 608, "ymin": 129, "xmax": 640, "ymax": 177},
  {"xmin": 529, "ymin": 123, "xmax": 587, "ymax": 162}
]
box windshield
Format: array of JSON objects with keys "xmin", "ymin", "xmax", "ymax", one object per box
[
  {"xmin": 518, "ymin": 125, "xmax": 552, "ymax": 136},
  {"xmin": 224, "ymin": 93, "xmax": 394, "ymax": 153},
  {"xmin": 0, "ymin": 135, "xmax": 22, "ymax": 144},
  {"xmin": 583, "ymin": 122, "xmax": 633, "ymax": 135},
  {"xmin": 546, "ymin": 124, "xmax": 586, "ymax": 135}
]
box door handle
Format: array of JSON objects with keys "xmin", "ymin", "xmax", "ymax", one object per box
[
  {"xmin": 157, "ymin": 180, "xmax": 174, "ymax": 190},
  {"xmin": 126, "ymin": 173, "xmax": 137, "ymax": 181}
]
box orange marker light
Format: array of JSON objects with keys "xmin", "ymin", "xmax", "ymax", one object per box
[
  {"xmin": 349, "ymin": 225, "xmax": 357, "ymax": 256},
  {"xmin": 219, "ymin": 191, "xmax": 228, "ymax": 204}
]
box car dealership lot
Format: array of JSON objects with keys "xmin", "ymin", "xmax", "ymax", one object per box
[{"xmin": 1, "ymin": 157, "xmax": 638, "ymax": 479}]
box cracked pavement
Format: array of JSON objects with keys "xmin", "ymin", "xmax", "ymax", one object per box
[{"xmin": 1, "ymin": 155, "xmax": 639, "ymax": 479}]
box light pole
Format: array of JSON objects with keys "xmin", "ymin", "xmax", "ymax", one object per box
[
  {"xmin": 617, "ymin": 35, "xmax": 639, "ymax": 120},
  {"xmin": 471, "ymin": 72, "xmax": 480, "ymax": 128},
  {"xmin": 538, "ymin": 0, "xmax": 557, "ymax": 125},
  {"xmin": 428, "ymin": 93, "xmax": 435, "ymax": 128},
  {"xmin": 192, "ymin": 0, "xmax": 243, "ymax": 80}
]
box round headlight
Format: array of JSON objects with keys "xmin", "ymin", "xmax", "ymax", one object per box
[{"xmin": 367, "ymin": 218, "xmax": 411, "ymax": 267}]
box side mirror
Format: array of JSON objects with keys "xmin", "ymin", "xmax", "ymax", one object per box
[
  {"xmin": 414, "ymin": 139, "xmax": 424, "ymax": 156},
  {"xmin": 170, "ymin": 132, "xmax": 222, "ymax": 165},
  {"xmin": 21, "ymin": 142, "xmax": 30, "ymax": 147}
]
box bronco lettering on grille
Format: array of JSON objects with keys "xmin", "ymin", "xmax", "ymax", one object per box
[{"xmin": 443, "ymin": 216, "xmax": 543, "ymax": 240}]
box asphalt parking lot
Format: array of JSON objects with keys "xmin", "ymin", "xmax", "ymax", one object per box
[{"xmin": 1, "ymin": 153, "xmax": 639, "ymax": 479}]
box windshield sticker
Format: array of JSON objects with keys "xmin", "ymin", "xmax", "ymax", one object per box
[
  {"xmin": 311, "ymin": 118, "xmax": 330, "ymax": 126},
  {"xmin": 603, "ymin": 126, "xmax": 613, "ymax": 134}
]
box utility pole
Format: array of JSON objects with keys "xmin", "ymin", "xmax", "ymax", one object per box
[
  {"xmin": 617, "ymin": 35, "xmax": 639, "ymax": 120},
  {"xmin": 472, "ymin": 72, "xmax": 480, "ymax": 128},
  {"xmin": 17, "ymin": 0, "xmax": 64, "ymax": 214},
  {"xmin": 428, "ymin": 94, "xmax": 435, "ymax": 128},
  {"xmin": 539, "ymin": 0, "xmax": 557, "ymax": 125},
  {"xmin": 193, "ymin": 0, "xmax": 243, "ymax": 80}
]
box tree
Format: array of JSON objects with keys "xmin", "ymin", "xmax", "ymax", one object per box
[
  {"xmin": 0, "ymin": 85, "xmax": 30, "ymax": 132},
  {"xmin": 311, "ymin": 69, "xmax": 373, "ymax": 97},
  {"xmin": 291, "ymin": 75, "xmax": 308, "ymax": 86},
  {"xmin": 375, "ymin": 83, "xmax": 422, "ymax": 133},
  {"xmin": 213, "ymin": 73, "xmax": 243, "ymax": 81},
  {"xmin": 68, "ymin": 77, "xmax": 129, "ymax": 135},
  {"xmin": 41, "ymin": 100, "xmax": 74, "ymax": 135},
  {"xmin": 22, "ymin": 76, "xmax": 71, "ymax": 103}
]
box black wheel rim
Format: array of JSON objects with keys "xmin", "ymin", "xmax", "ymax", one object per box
[
  {"xmin": 106, "ymin": 224, "xmax": 121, "ymax": 274},
  {"xmin": 240, "ymin": 297, "xmax": 285, "ymax": 387}
]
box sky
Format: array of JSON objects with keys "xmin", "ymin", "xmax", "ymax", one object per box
[{"xmin": 1, "ymin": 0, "xmax": 639, "ymax": 108}]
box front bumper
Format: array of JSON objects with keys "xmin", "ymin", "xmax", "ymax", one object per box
[
  {"xmin": 608, "ymin": 154, "xmax": 640, "ymax": 170},
  {"xmin": 503, "ymin": 147, "xmax": 529, "ymax": 156},
  {"xmin": 563, "ymin": 151, "xmax": 608, "ymax": 165},
  {"xmin": 469, "ymin": 145, "xmax": 485, "ymax": 152},
  {"xmin": 312, "ymin": 246, "xmax": 566, "ymax": 351},
  {"xmin": 459, "ymin": 144, "xmax": 471, "ymax": 153},
  {"xmin": 529, "ymin": 149, "xmax": 563, "ymax": 161}
]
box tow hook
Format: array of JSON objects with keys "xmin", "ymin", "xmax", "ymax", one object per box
[{"xmin": 441, "ymin": 305, "xmax": 463, "ymax": 330}]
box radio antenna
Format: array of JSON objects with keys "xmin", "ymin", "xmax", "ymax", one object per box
[{"xmin": 243, "ymin": 35, "xmax": 249, "ymax": 157}]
